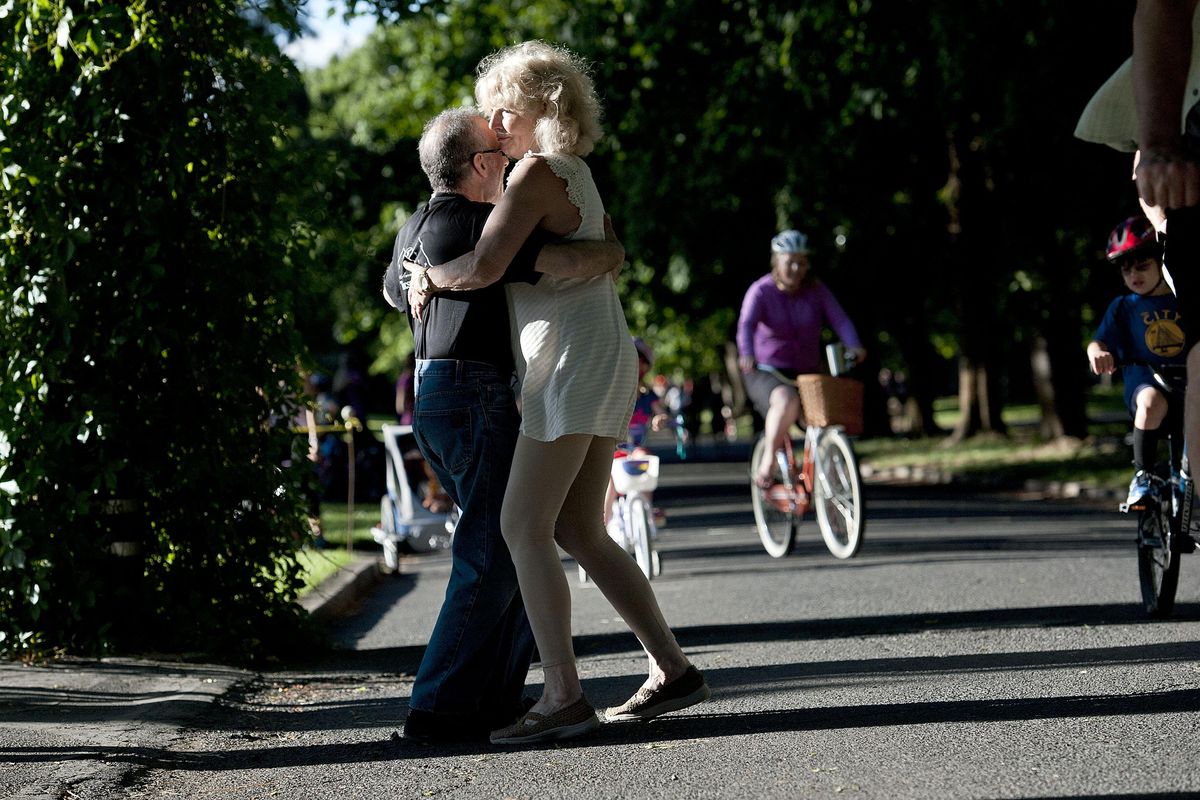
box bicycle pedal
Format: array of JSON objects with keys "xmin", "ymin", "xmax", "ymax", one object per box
[{"xmin": 1121, "ymin": 502, "xmax": 1145, "ymax": 513}]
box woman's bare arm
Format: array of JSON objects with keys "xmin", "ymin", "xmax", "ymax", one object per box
[
  {"xmin": 406, "ymin": 213, "xmax": 623, "ymax": 287},
  {"xmin": 424, "ymin": 158, "xmax": 578, "ymax": 290}
]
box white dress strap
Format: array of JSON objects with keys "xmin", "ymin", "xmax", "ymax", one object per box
[{"xmin": 530, "ymin": 152, "xmax": 605, "ymax": 241}]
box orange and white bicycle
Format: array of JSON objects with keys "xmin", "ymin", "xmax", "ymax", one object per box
[{"xmin": 750, "ymin": 363, "xmax": 865, "ymax": 560}]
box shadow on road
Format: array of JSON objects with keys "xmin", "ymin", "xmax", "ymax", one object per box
[
  {"xmin": 6, "ymin": 681, "xmax": 1200, "ymax": 771},
  {"xmin": 7, "ymin": 602, "xmax": 1189, "ymax": 738},
  {"xmin": 641, "ymin": 603, "xmax": 1200, "ymax": 652},
  {"xmin": 605, "ymin": 683, "xmax": 1200, "ymax": 741},
  {"xmin": 644, "ymin": 530, "xmax": 1138, "ymax": 587},
  {"xmin": 656, "ymin": 481, "xmax": 1116, "ymax": 525},
  {"xmin": 272, "ymin": 600, "xmax": 1200, "ymax": 676},
  {"xmin": 702, "ymin": 639, "xmax": 1200, "ymax": 694}
]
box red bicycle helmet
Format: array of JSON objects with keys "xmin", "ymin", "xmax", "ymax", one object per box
[{"xmin": 1106, "ymin": 216, "xmax": 1159, "ymax": 263}]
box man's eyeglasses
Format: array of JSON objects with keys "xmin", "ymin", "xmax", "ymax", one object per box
[{"xmin": 471, "ymin": 147, "xmax": 505, "ymax": 158}]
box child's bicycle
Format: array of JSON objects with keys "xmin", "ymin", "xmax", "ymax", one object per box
[
  {"xmin": 750, "ymin": 361, "xmax": 865, "ymax": 560},
  {"xmin": 579, "ymin": 449, "xmax": 662, "ymax": 584},
  {"xmin": 1118, "ymin": 361, "xmax": 1195, "ymax": 617}
]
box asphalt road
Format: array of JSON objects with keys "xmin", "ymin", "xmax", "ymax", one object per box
[{"xmin": 113, "ymin": 463, "xmax": 1200, "ymax": 798}]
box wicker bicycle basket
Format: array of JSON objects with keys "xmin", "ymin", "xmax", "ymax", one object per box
[{"xmin": 796, "ymin": 375, "xmax": 864, "ymax": 435}]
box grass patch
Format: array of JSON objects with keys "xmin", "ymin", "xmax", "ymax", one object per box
[
  {"xmin": 931, "ymin": 388, "xmax": 1127, "ymax": 430},
  {"xmin": 296, "ymin": 547, "xmax": 355, "ymax": 596},
  {"xmin": 319, "ymin": 502, "xmax": 382, "ymax": 550},
  {"xmin": 859, "ymin": 386, "xmax": 1134, "ymax": 491},
  {"xmin": 292, "ymin": 502, "xmax": 378, "ymax": 596},
  {"xmin": 856, "ymin": 429, "xmax": 1131, "ymax": 491}
]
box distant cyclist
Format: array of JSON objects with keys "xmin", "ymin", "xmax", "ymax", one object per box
[
  {"xmin": 737, "ymin": 229, "xmax": 866, "ymax": 488},
  {"xmin": 1087, "ymin": 215, "xmax": 1187, "ymax": 506},
  {"xmin": 604, "ymin": 337, "xmax": 668, "ymax": 531},
  {"xmin": 627, "ymin": 338, "xmax": 669, "ymax": 446}
]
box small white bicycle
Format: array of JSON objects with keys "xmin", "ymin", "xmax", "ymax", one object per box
[{"xmin": 579, "ymin": 451, "xmax": 662, "ymax": 584}]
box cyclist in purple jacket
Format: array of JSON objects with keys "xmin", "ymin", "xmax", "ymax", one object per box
[{"xmin": 737, "ymin": 229, "xmax": 866, "ymax": 488}]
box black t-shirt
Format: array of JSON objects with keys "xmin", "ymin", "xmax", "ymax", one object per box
[{"xmin": 383, "ymin": 193, "xmax": 545, "ymax": 371}]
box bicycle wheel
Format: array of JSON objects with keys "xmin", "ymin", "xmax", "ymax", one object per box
[
  {"xmin": 750, "ymin": 435, "xmax": 796, "ymax": 558},
  {"xmin": 813, "ymin": 429, "xmax": 865, "ymax": 559},
  {"xmin": 627, "ymin": 495, "xmax": 654, "ymax": 580},
  {"xmin": 1137, "ymin": 495, "xmax": 1180, "ymax": 617}
]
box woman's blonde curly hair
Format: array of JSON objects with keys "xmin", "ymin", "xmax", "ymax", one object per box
[{"xmin": 475, "ymin": 41, "xmax": 602, "ymax": 157}]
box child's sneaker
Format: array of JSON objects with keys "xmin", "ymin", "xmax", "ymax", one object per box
[{"xmin": 1126, "ymin": 469, "xmax": 1153, "ymax": 506}]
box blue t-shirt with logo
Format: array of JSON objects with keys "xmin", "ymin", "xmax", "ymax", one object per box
[{"xmin": 1094, "ymin": 292, "xmax": 1185, "ymax": 412}]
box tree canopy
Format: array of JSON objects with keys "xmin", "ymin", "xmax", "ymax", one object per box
[{"xmin": 313, "ymin": 0, "xmax": 1136, "ymax": 426}]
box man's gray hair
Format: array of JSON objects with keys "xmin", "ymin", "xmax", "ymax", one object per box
[{"xmin": 418, "ymin": 108, "xmax": 487, "ymax": 193}]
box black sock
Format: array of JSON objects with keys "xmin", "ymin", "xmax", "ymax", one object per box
[{"xmin": 1132, "ymin": 427, "xmax": 1159, "ymax": 473}]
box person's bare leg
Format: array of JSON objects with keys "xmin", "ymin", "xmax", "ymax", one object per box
[
  {"xmin": 499, "ymin": 433, "xmax": 595, "ymax": 717},
  {"xmin": 1134, "ymin": 386, "xmax": 1169, "ymax": 431},
  {"xmin": 756, "ymin": 385, "xmax": 800, "ymax": 486},
  {"xmin": 555, "ymin": 436, "xmax": 690, "ymax": 689}
]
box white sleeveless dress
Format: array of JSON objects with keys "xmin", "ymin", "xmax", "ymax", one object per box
[{"xmin": 507, "ymin": 152, "xmax": 638, "ymax": 442}]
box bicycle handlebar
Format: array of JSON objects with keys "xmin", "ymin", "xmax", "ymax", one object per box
[
  {"xmin": 755, "ymin": 363, "xmax": 860, "ymax": 384},
  {"xmin": 1112, "ymin": 358, "xmax": 1187, "ymax": 394}
]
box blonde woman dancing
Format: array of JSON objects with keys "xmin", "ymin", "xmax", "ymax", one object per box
[{"xmin": 407, "ymin": 41, "xmax": 709, "ymax": 745}]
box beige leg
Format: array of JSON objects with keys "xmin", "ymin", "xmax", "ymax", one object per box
[
  {"xmin": 757, "ymin": 384, "xmax": 801, "ymax": 484},
  {"xmin": 554, "ymin": 435, "xmax": 690, "ymax": 690},
  {"xmin": 500, "ymin": 433, "xmax": 595, "ymax": 713}
]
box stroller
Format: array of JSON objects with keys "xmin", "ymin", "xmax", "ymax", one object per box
[{"xmin": 371, "ymin": 423, "xmax": 458, "ymax": 571}]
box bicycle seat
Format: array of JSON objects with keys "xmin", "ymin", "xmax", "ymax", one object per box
[
  {"xmin": 620, "ymin": 459, "xmax": 650, "ymax": 475},
  {"xmin": 612, "ymin": 455, "xmax": 660, "ymax": 494}
]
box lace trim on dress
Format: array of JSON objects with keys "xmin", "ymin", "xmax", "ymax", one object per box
[{"xmin": 533, "ymin": 152, "xmax": 588, "ymax": 221}]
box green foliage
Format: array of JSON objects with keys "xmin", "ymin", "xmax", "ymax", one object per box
[
  {"xmin": 313, "ymin": 1, "xmax": 1135, "ymax": 395},
  {"xmin": 0, "ymin": 0, "xmax": 327, "ymax": 658}
]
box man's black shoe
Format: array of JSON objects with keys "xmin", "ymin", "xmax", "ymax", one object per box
[
  {"xmin": 402, "ymin": 709, "xmax": 489, "ymax": 744},
  {"xmin": 402, "ymin": 698, "xmax": 536, "ymax": 744}
]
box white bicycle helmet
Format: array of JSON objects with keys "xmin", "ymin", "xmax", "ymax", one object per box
[{"xmin": 770, "ymin": 229, "xmax": 809, "ymax": 254}]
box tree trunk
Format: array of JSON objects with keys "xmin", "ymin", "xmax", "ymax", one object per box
[
  {"xmin": 1030, "ymin": 335, "xmax": 1065, "ymax": 440},
  {"xmin": 895, "ymin": 331, "xmax": 948, "ymax": 437},
  {"xmin": 1039, "ymin": 297, "xmax": 1091, "ymax": 440},
  {"xmin": 942, "ymin": 128, "xmax": 1009, "ymax": 444},
  {"xmin": 951, "ymin": 356, "xmax": 1007, "ymax": 441},
  {"xmin": 1048, "ymin": 347, "xmax": 1091, "ymax": 440}
]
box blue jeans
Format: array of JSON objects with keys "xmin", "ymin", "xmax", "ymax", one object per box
[{"xmin": 408, "ymin": 359, "xmax": 534, "ymax": 720}]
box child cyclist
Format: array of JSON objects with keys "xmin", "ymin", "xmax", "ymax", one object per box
[
  {"xmin": 1087, "ymin": 215, "xmax": 1187, "ymax": 507},
  {"xmin": 627, "ymin": 338, "xmax": 668, "ymax": 447},
  {"xmin": 604, "ymin": 338, "xmax": 668, "ymax": 533}
]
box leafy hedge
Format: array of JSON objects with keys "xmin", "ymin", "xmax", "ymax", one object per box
[{"xmin": 0, "ymin": 1, "xmax": 326, "ymax": 657}]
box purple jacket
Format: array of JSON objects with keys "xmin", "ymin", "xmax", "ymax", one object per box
[{"xmin": 736, "ymin": 275, "xmax": 862, "ymax": 373}]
